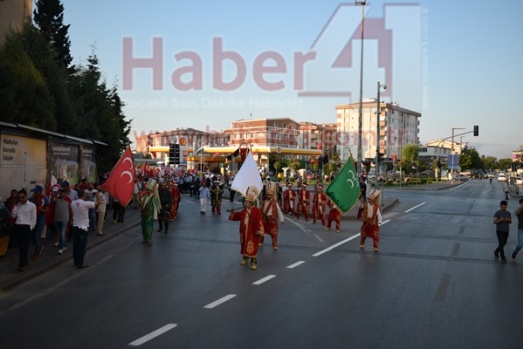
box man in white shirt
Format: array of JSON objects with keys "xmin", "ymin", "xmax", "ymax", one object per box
[
  {"xmin": 71, "ymin": 189, "xmax": 96, "ymax": 269},
  {"xmin": 11, "ymin": 189, "xmax": 37, "ymax": 272}
]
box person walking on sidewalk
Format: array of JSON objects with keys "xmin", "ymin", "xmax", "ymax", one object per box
[
  {"xmin": 511, "ymin": 198, "xmax": 523, "ymax": 260},
  {"xmin": 71, "ymin": 190, "xmax": 97, "ymax": 269},
  {"xmin": 54, "ymin": 188, "xmax": 72, "ymax": 254},
  {"xmin": 11, "ymin": 190, "xmax": 36, "ymax": 272},
  {"xmin": 493, "ymin": 200, "xmax": 511, "ymax": 263},
  {"xmin": 95, "ymin": 186, "xmax": 107, "ymax": 236},
  {"xmin": 29, "ymin": 185, "xmax": 48, "ymax": 260}
]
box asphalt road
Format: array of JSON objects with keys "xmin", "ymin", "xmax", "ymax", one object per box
[{"xmin": 0, "ymin": 179, "xmax": 522, "ymax": 348}]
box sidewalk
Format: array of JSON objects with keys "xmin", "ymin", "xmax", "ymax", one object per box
[{"xmin": 0, "ymin": 208, "xmax": 141, "ymax": 292}]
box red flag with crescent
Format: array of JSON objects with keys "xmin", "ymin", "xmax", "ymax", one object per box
[{"xmin": 100, "ymin": 147, "xmax": 135, "ymax": 205}]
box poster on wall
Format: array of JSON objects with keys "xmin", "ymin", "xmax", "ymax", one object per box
[
  {"xmin": 0, "ymin": 133, "xmax": 47, "ymax": 198},
  {"xmin": 81, "ymin": 145, "xmax": 97, "ymax": 183},
  {"xmin": 48, "ymin": 141, "xmax": 79, "ymax": 186}
]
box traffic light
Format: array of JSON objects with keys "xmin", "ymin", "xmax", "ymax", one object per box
[
  {"xmin": 169, "ymin": 143, "xmax": 180, "ymax": 165},
  {"xmin": 473, "ymin": 125, "xmax": 479, "ymax": 136}
]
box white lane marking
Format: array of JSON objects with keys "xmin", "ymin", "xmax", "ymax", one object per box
[
  {"xmin": 405, "ymin": 202, "xmax": 426, "ymax": 213},
  {"xmin": 312, "ymin": 234, "xmax": 361, "ymax": 257},
  {"xmin": 380, "ymin": 220, "xmax": 390, "ymax": 225},
  {"xmin": 314, "ymin": 234, "xmax": 324, "ymax": 243},
  {"xmin": 129, "ymin": 324, "xmax": 177, "ymax": 346},
  {"xmin": 287, "ymin": 261, "xmax": 305, "ymax": 269},
  {"xmin": 252, "ymin": 275, "xmax": 276, "ymax": 285},
  {"xmin": 203, "ymin": 294, "xmax": 237, "ymax": 309},
  {"xmin": 286, "ymin": 218, "xmax": 309, "ymax": 233}
]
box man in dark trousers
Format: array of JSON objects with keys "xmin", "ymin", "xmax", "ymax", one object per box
[
  {"xmin": 11, "ymin": 190, "xmax": 36, "ymax": 272},
  {"xmin": 158, "ymin": 180, "xmax": 173, "ymax": 234}
]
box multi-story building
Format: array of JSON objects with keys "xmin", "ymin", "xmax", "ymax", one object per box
[
  {"xmin": 335, "ymin": 100, "xmax": 421, "ymax": 163},
  {"xmin": 0, "ymin": 0, "xmax": 32, "ymax": 45},
  {"xmin": 224, "ymin": 117, "xmax": 301, "ymax": 149},
  {"xmin": 298, "ymin": 122, "xmax": 337, "ymax": 156}
]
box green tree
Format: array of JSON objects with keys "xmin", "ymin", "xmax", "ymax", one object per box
[
  {"xmin": 70, "ymin": 53, "xmax": 131, "ymax": 171},
  {"xmin": 0, "ymin": 26, "xmax": 55, "ymax": 129},
  {"xmin": 402, "ymin": 144, "xmax": 419, "ymax": 163},
  {"xmin": 482, "ymin": 155, "xmax": 498, "ymax": 170},
  {"xmin": 33, "ymin": 0, "xmax": 73, "ymax": 70},
  {"xmin": 498, "ymin": 158, "xmax": 512, "ymax": 171}
]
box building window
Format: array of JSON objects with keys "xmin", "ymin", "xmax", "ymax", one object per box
[{"xmin": 274, "ymin": 122, "xmax": 278, "ymax": 127}]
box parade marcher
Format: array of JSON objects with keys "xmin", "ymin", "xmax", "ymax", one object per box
[
  {"xmin": 326, "ymin": 199, "xmax": 341, "ymax": 233},
  {"xmin": 157, "ymin": 180, "xmax": 173, "ymax": 234},
  {"xmin": 359, "ymin": 189, "xmax": 383, "ymax": 251},
  {"xmin": 228, "ymin": 176, "xmax": 236, "ymax": 202},
  {"xmin": 141, "ymin": 179, "xmax": 161, "ymax": 246},
  {"xmin": 283, "ymin": 183, "xmax": 296, "ymax": 216},
  {"xmin": 169, "ymin": 182, "xmax": 182, "ymax": 220},
  {"xmin": 211, "ymin": 181, "xmax": 224, "ymax": 214},
  {"xmin": 11, "ymin": 190, "xmax": 36, "ymax": 272},
  {"xmin": 132, "ymin": 178, "xmax": 140, "ymax": 209},
  {"xmin": 199, "ymin": 182, "xmax": 211, "ymax": 215},
  {"xmin": 295, "ymin": 183, "xmax": 311, "ymax": 221},
  {"xmin": 71, "ymin": 189, "xmax": 97, "ymax": 269},
  {"xmin": 260, "ymin": 182, "xmax": 284, "ymax": 250},
  {"xmin": 493, "ymin": 200, "xmax": 511, "ymax": 263},
  {"xmin": 312, "ymin": 184, "xmax": 327, "ymax": 226},
  {"xmin": 229, "ymin": 187, "xmax": 265, "ymax": 270}
]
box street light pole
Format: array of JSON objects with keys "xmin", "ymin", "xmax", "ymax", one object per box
[
  {"xmin": 355, "ymin": 0, "xmax": 366, "ymax": 173},
  {"xmin": 451, "ymin": 127, "xmax": 464, "ymax": 177},
  {"xmin": 375, "ymin": 81, "xmax": 387, "ymax": 190}
]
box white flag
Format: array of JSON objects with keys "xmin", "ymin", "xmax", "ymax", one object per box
[{"xmin": 230, "ymin": 151, "xmax": 263, "ymax": 198}]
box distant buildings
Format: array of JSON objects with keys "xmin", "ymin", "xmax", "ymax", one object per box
[
  {"xmin": 135, "ymin": 100, "xmax": 422, "ymax": 168},
  {"xmin": 335, "ymin": 99, "xmax": 421, "ymax": 162}
]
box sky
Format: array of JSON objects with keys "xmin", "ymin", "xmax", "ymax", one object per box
[{"xmin": 55, "ymin": 0, "xmax": 523, "ymax": 159}]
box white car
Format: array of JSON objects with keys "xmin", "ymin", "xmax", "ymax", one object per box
[
  {"xmin": 515, "ymin": 176, "xmax": 523, "ymax": 185},
  {"xmin": 498, "ymin": 174, "xmax": 507, "ymax": 182}
]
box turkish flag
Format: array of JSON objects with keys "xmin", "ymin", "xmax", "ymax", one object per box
[{"xmin": 100, "ymin": 147, "xmax": 135, "ymax": 205}]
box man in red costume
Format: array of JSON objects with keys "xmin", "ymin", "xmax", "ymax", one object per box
[
  {"xmin": 359, "ymin": 189, "xmax": 383, "ymax": 251},
  {"xmin": 260, "ymin": 182, "xmax": 284, "ymax": 250},
  {"xmin": 169, "ymin": 181, "xmax": 181, "ymax": 221},
  {"xmin": 326, "ymin": 199, "xmax": 341, "ymax": 233},
  {"xmin": 312, "ymin": 184, "xmax": 327, "ymax": 226},
  {"xmin": 229, "ymin": 188, "xmax": 265, "ymax": 270},
  {"xmin": 283, "ymin": 183, "xmax": 296, "ymax": 216},
  {"xmin": 295, "ymin": 183, "xmax": 310, "ymax": 221}
]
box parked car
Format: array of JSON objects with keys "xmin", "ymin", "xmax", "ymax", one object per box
[{"xmin": 515, "ymin": 176, "xmax": 523, "ymax": 185}]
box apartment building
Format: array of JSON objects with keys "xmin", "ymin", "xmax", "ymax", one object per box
[{"xmin": 335, "ymin": 100, "xmax": 421, "ymax": 162}]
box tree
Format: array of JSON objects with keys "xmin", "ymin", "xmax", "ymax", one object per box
[
  {"xmin": 0, "ymin": 25, "xmax": 55, "ymax": 130},
  {"xmin": 33, "ymin": 0, "xmax": 73, "ymax": 70},
  {"xmin": 402, "ymin": 144, "xmax": 419, "ymax": 163},
  {"xmin": 70, "ymin": 53, "xmax": 131, "ymax": 171}
]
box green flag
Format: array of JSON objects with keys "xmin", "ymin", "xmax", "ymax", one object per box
[{"xmin": 325, "ymin": 158, "xmax": 361, "ymax": 214}]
